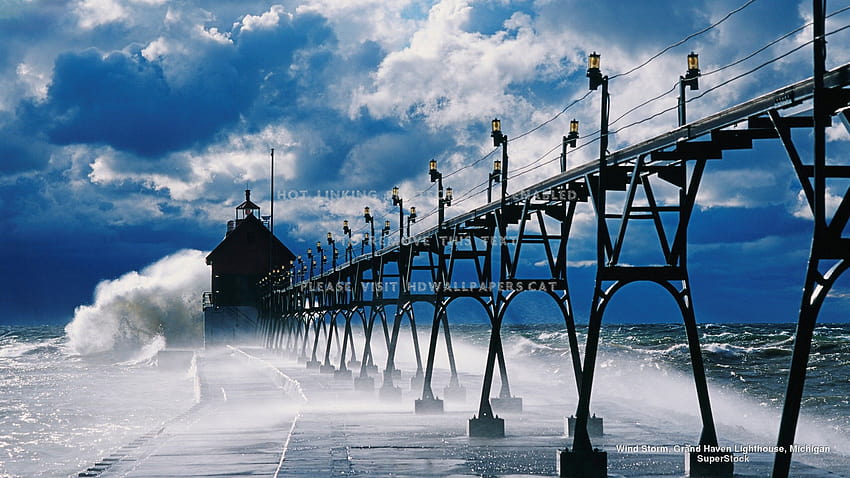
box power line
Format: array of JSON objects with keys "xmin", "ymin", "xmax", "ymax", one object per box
[
  {"xmin": 297, "ymin": 5, "xmax": 850, "ymax": 265},
  {"xmin": 608, "ymin": 0, "xmax": 761, "ymax": 80},
  {"xmin": 381, "ymin": 0, "xmax": 776, "ymax": 216},
  {"xmin": 611, "ymin": 38, "xmax": 815, "ymax": 137},
  {"xmin": 511, "ymin": 91, "xmax": 594, "ymax": 142}
]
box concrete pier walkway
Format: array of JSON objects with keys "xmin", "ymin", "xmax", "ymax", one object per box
[{"xmin": 82, "ymin": 346, "xmax": 849, "ymax": 477}]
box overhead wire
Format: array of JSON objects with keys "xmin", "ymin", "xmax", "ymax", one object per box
[
  {"xmin": 335, "ymin": 0, "xmax": 773, "ymax": 237},
  {"xmin": 297, "ymin": 3, "xmax": 850, "ymax": 267},
  {"xmin": 608, "ymin": 0, "xmax": 761, "ymax": 80},
  {"xmin": 509, "ymin": 17, "xmax": 850, "ymax": 183},
  {"xmin": 610, "ymin": 37, "xmax": 816, "ymax": 137}
]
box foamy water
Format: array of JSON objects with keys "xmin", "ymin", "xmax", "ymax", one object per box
[
  {"xmin": 2, "ymin": 322, "xmax": 849, "ymax": 476},
  {"xmin": 0, "ymin": 327, "xmax": 195, "ymax": 477},
  {"xmin": 1, "ymin": 249, "xmax": 848, "ymax": 476}
]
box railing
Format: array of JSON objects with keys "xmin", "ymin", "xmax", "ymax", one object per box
[{"xmin": 202, "ymin": 291, "xmax": 214, "ymax": 309}]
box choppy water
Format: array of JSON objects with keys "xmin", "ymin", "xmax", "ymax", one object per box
[
  {"xmin": 1, "ymin": 322, "xmax": 848, "ymax": 477},
  {"xmin": 0, "ymin": 326, "xmax": 195, "ymax": 478},
  {"xmin": 527, "ymin": 323, "xmax": 850, "ymax": 431}
]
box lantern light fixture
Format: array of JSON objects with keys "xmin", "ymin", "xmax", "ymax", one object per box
[
  {"xmin": 684, "ymin": 52, "xmax": 701, "ymax": 90},
  {"xmin": 587, "ymin": 52, "xmax": 603, "ymax": 90},
  {"xmin": 491, "ymin": 118, "xmax": 506, "ymax": 147},
  {"xmin": 566, "ymin": 119, "xmax": 579, "ymax": 148}
]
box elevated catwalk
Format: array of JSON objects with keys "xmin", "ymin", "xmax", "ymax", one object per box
[{"xmin": 82, "ymin": 347, "xmax": 848, "ymax": 478}]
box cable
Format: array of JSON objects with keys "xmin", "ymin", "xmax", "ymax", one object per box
[
  {"xmin": 608, "ymin": 0, "xmax": 760, "ymax": 80},
  {"xmin": 296, "ymin": 6, "xmax": 850, "ymax": 265},
  {"xmin": 827, "ymin": 22, "xmax": 850, "ymax": 37},
  {"xmin": 378, "ymin": 0, "xmax": 771, "ymax": 214},
  {"xmin": 511, "ymin": 135, "xmax": 603, "ymax": 182},
  {"xmin": 608, "ymin": 30, "xmax": 835, "ymax": 138},
  {"xmin": 511, "ymin": 91, "xmax": 595, "ymax": 142},
  {"xmin": 444, "ymin": 148, "xmax": 499, "ymax": 180},
  {"xmin": 604, "ymin": 9, "xmax": 850, "ymax": 130},
  {"xmin": 509, "ymin": 141, "xmax": 566, "ymax": 177},
  {"xmin": 609, "ymin": 83, "xmax": 678, "ymax": 127}
]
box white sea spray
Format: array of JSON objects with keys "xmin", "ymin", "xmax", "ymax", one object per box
[{"xmin": 64, "ymin": 249, "xmax": 208, "ymax": 356}]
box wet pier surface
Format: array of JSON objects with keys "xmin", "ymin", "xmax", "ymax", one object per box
[{"xmin": 84, "ymin": 346, "xmax": 849, "ymax": 477}]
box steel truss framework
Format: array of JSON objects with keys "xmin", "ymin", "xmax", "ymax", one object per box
[{"xmin": 256, "ymin": 53, "xmax": 850, "ymax": 477}]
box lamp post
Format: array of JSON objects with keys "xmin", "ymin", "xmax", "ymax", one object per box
[
  {"xmin": 364, "ymin": 207, "xmax": 375, "ymax": 256},
  {"xmin": 343, "ymin": 220, "xmax": 353, "ymax": 262},
  {"xmin": 587, "ymin": 51, "xmax": 609, "ymax": 270},
  {"xmin": 407, "ymin": 206, "xmax": 417, "ymax": 237},
  {"xmin": 491, "ymin": 119, "xmax": 508, "ymax": 205},
  {"xmin": 288, "ymin": 259, "xmax": 295, "ymax": 286},
  {"xmin": 382, "ymin": 220, "xmax": 391, "ymax": 248},
  {"xmin": 488, "ymin": 158, "xmax": 501, "ymax": 203},
  {"xmin": 316, "ymin": 241, "xmax": 324, "ymax": 275},
  {"xmin": 297, "ymin": 255, "xmax": 304, "ymax": 282},
  {"xmin": 327, "ymin": 232, "xmax": 337, "ymax": 270},
  {"xmin": 429, "ymin": 160, "xmax": 453, "ymax": 232},
  {"xmin": 679, "ymin": 52, "xmax": 701, "ymax": 126},
  {"xmin": 307, "ymin": 248, "xmax": 314, "ymax": 278},
  {"xmin": 561, "ymin": 119, "xmax": 580, "ymax": 173},
  {"xmin": 392, "ymin": 187, "xmax": 405, "ymax": 241}
]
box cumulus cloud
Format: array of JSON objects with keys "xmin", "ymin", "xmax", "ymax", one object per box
[
  {"xmin": 239, "ymin": 4, "xmax": 291, "ymax": 31},
  {"xmin": 74, "ymin": 0, "xmax": 130, "ymax": 30},
  {"xmin": 2, "ymin": 0, "xmax": 850, "ymax": 322}
]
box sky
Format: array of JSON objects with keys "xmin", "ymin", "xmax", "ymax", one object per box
[{"xmin": 2, "ymin": 0, "xmax": 850, "ymax": 325}]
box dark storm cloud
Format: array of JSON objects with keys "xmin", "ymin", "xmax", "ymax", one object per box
[
  {"xmin": 33, "ymin": 48, "xmax": 241, "ymax": 156},
  {"xmin": 21, "ymin": 10, "xmax": 336, "ymax": 158},
  {"xmin": 1, "ymin": 0, "xmax": 846, "ymax": 325},
  {"xmin": 0, "ymin": 112, "xmax": 51, "ymax": 172}
]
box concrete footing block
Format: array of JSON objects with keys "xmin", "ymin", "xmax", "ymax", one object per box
[
  {"xmin": 443, "ymin": 384, "xmax": 466, "ymax": 402},
  {"xmin": 379, "ymin": 385, "xmax": 402, "ymax": 401},
  {"xmin": 557, "ymin": 448, "xmax": 607, "ymax": 478},
  {"xmin": 347, "ymin": 360, "xmax": 361, "ymax": 369},
  {"xmin": 306, "ymin": 360, "xmax": 321, "ymax": 369},
  {"xmin": 410, "ymin": 374, "xmax": 424, "ymax": 393},
  {"xmin": 334, "ymin": 368, "xmax": 352, "ymax": 381},
  {"xmin": 685, "ymin": 450, "xmax": 735, "ymax": 477},
  {"xmin": 468, "ymin": 415, "xmax": 505, "ymax": 437},
  {"xmin": 365, "ymin": 364, "xmax": 379, "ymax": 375},
  {"xmin": 565, "ymin": 414, "xmax": 604, "ymax": 437},
  {"xmin": 319, "ymin": 364, "xmax": 336, "ymax": 374},
  {"xmin": 354, "ymin": 376, "xmax": 374, "ymax": 392},
  {"xmin": 491, "ymin": 396, "xmax": 523, "ymax": 413},
  {"xmin": 414, "ymin": 397, "xmax": 444, "ymax": 414}
]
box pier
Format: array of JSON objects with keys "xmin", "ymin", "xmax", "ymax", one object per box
[
  {"xmin": 80, "ymin": 345, "xmax": 849, "ymax": 477},
  {"xmin": 190, "ymin": 5, "xmax": 850, "ymax": 476}
]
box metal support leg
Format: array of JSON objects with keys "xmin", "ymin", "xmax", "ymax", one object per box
[
  {"xmin": 321, "ymin": 316, "xmax": 338, "ymax": 373},
  {"xmin": 380, "ymin": 307, "xmax": 404, "ymax": 400},
  {"xmin": 355, "ymin": 308, "xmax": 378, "ymax": 391},
  {"xmin": 408, "ymin": 309, "xmax": 425, "ymax": 392},
  {"xmin": 441, "ymin": 311, "xmax": 466, "ymax": 401},
  {"xmin": 468, "ymin": 305, "xmax": 505, "ymax": 437},
  {"xmin": 334, "ymin": 314, "xmax": 353, "ymax": 381},
  {"xmin": 772, "ymin": 259, "xmax": 848, "ymax": 476},
  {"xmin": 416, "ymin": 303, "xmax": 445, "ymax": 414},
  {"xmin": 559, "ymin": 286, "xmax": 606, "ymax": 477},
  {"xmin": 306, "ymin": 317, "xmax": 323, "ymax": 369},
  {"xmin": 490, "ymin": 332, "xmax": 522, "ymax": 413}
]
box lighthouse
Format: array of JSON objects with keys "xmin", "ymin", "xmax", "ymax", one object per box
[{"xmin": 203, "ymin": 189, "xmax": 295, "ymax": 346}]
